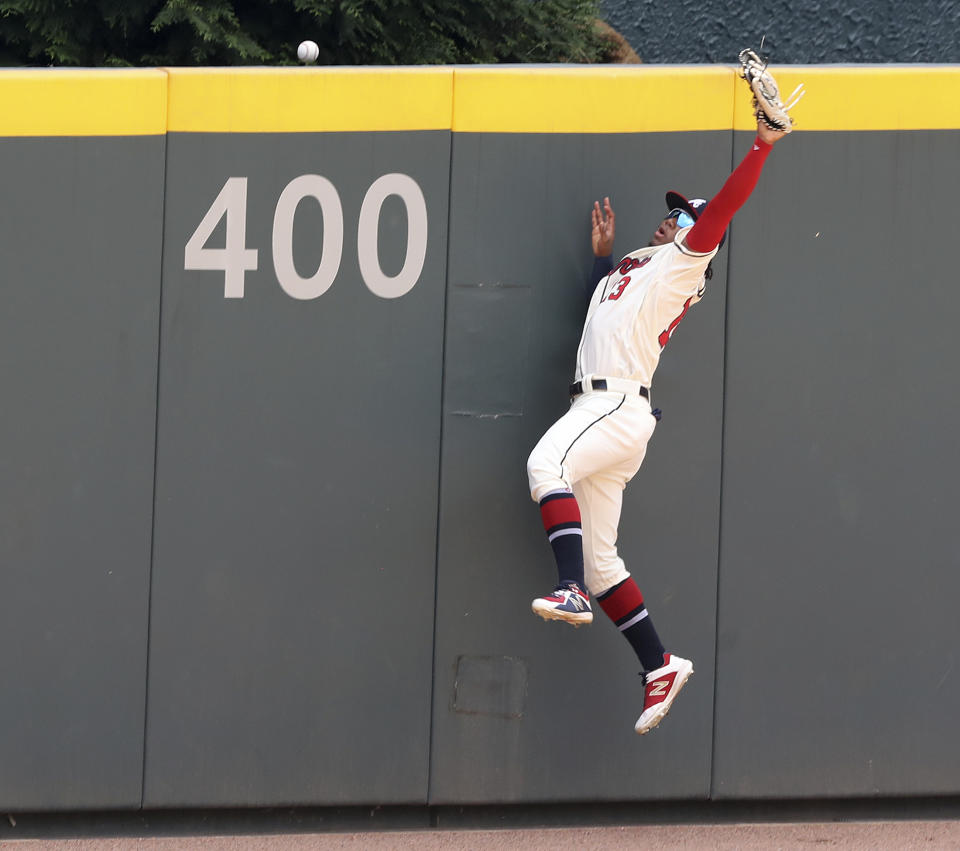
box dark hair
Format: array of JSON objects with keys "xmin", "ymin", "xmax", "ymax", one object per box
[{"xmin": 704, "ymin": 260, "xmax": 714, "ymax": 281}]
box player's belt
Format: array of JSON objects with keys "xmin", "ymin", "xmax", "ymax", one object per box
[{"xmin": 569, "ymin": 376, "xmax": 649, "ymax": 400}]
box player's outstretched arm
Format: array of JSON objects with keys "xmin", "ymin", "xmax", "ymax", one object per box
[
  {"xmin": 682, "ymin": 50, "xmax": 798, "ymax": 252},
  {"xmin": 684, "ymin": 119, "xmax": 786, "ymax": 253}
]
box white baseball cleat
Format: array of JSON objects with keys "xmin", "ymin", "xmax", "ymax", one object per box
[{"xmin": 635, "ymin": 653, "xmax": 694, "ymax": 735}]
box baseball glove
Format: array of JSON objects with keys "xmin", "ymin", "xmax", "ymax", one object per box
[{"xmin": 738, "ymin": 48, "xmax": 805, "ymax": 133}]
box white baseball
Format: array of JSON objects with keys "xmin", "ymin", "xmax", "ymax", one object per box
[{"xmin": 297, "ymin": 40, "xmax": 319, "ymax": 63}]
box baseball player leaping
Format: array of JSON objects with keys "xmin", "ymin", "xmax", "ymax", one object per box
[{"xmin": 527, "ymin": 55, "xmax": 800, "ymax": 735}]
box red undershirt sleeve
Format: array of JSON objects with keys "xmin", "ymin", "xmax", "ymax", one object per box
[{"xmin": 685, "ymin": 136, "xmax": 773, "ymax": 253}]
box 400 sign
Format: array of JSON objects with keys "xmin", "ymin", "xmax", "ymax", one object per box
[{"xmin": 184, "ymin": 174, "xmax": 428, "ymax": 299}]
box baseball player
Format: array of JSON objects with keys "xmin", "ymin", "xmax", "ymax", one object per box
[{"xmin": 527, "ymin": 114, "xmax": 791, "ymax": 735}]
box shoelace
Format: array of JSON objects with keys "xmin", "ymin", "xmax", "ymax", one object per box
[{"xmin": 638, "ymin": 669, "xmax": 664, "ymax": 686}]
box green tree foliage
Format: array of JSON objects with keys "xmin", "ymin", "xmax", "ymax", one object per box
[{"xmin": 0, "ymin": 0, "xmax": 620, "ymax": 66}]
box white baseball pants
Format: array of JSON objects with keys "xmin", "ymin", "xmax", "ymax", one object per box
[{"xmin": 526, "ymin": 388, "xmax": 657, "ymax": 595}]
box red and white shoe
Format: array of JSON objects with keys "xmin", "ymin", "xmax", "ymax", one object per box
[{"xmin": 634, "ymin": 653, "xmax": 694, "ymax": 735}]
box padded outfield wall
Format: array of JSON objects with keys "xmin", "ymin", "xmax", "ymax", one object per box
[{"xmin": 0, "ymin": 65, "xmax": 958, "ymax": 812}]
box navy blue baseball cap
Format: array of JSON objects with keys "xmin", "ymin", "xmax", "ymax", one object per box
[
  {"xmin": 665, "ymin": 191, "xmax": 706, "ymax": 221},
  {"xmin": 665, "ymin": 190, "xmax": 726, "ymax": 248}
]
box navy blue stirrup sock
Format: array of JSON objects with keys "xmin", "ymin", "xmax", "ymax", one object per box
[
  {"xmin": 597, "ymin": 578, "xmax": 666, "ymax": 671},
  {"xmin": 539, "ymin": 491, "xmax": 585, "ymax": 589}
]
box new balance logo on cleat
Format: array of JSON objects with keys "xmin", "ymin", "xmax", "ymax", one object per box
[
  {"xmin": 531, "ymin": 583, "xmax": 593, "ymax": 626},
  {"xmin": 647, "ymin": 679, "xmax": 671, "ymax": 698},
  {"xmin": 635, "ymin": 653, "xmax": 694, "ymax": 735}
]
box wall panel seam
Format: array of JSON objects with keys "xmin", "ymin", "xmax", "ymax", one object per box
[
  {"xmin": 709, "ymin": 118, "xmax": 740, "ymax": 800},
  {"xmin": 139, "ymin": 67, "xmax": 173, "ymax": 810},
  {"xmin": 426, "ymin": 130, "xmax": 457, "ymax": 806}
]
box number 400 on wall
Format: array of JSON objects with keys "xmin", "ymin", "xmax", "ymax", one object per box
[{"xmin": 184, "ymin": 174, "xmax": 428, "ymax": 300}]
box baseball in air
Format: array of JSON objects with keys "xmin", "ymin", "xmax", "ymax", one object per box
[{"xmin": 297, "ymin": 40, "xmax": 319, "ymax": 63}]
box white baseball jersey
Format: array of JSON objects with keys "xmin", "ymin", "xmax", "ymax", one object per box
[{"xmin": 574, "ymin": 227, "xmax": 718, "ymax": 389}]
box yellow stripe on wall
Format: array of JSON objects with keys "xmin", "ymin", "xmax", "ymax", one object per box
[
  {"xmin": 165, "ymin": 67, "xmax": 453, "ymax": 132},
  {"xmin": 452, "ymin": 66, "xmax": 733, "ymax": 133},
  {"xmin": 733, "ymin": 65, "xmax": 960, "ymax": 131},
  {"xmin": 1, "ymin": 66, "xmax": 959, "ymax": 137},
  {"xmin": 0, "ymin": 70, "xmax": 167, "ymax": 136}
]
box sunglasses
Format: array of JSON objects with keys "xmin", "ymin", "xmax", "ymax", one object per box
[{"xmin": 666, "ymin": 208, "xmax": 696, "ymax": 228}]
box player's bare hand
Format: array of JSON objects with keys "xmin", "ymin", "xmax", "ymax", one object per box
[
  {"xmin": 591, "ymin": 197, "xmax": 615, "ymax": 257},
  {"xmin": 757, "ymin": 118, "xmax": 788, "ymax": 145}
]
